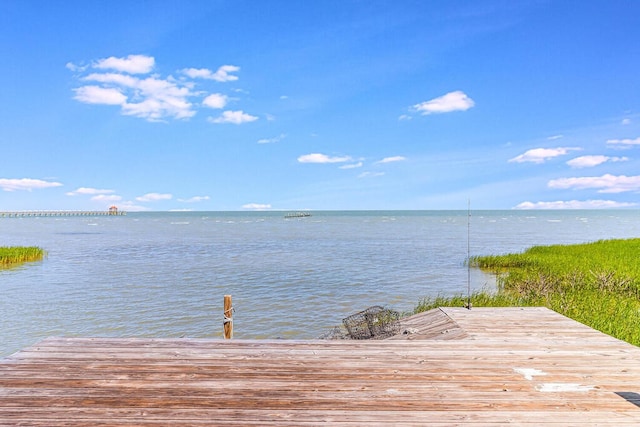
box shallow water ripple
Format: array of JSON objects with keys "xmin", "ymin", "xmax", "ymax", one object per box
[{"xmin": 1, "ymin": 210, "xmax": 639, "ymax": 356}]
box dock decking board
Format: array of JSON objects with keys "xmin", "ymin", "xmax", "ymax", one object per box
[{"xmin": 2, "ymin": 307, "xmax": 640, "ymax": 425}]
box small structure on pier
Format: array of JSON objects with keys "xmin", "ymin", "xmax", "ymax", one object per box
[{"xmin": 108, "ymin": 205, "xmax": 119, "ymax": 215}]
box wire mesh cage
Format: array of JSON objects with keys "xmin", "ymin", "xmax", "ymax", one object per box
[{"xmin": 342, "ymin": 305, "xmax": 401, "ymax": 339}]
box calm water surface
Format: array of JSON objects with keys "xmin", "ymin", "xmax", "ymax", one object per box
[{"xmin": 2, "ymin": 210, "xmax": 640, "ymax": 356}]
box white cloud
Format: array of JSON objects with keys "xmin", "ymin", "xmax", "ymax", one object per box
[
  {"xmin": 73, "ymin": 86, "xmax": 127, "ymax": 105},
  {"xmin": 548, "ymin": 174, "xmax": 640, "ymax": 193},
  {"xmin": 117, "ymin": 201, "xmax": 150, "ymax": 212},
  {"xmin": 66, "ymin": 187, "xmax": 115, "ymax": 196},
  {"xmin": 178, "ymin": 196, "xmax": 210, "ymax": 203},
  {"xmin": 91, "ymin": 194, "xmax": 122, "ymax": 202},
  {"xmin": 509, "ymin": 147, "xmax": 581, "ymax": 164},
  {"xmin": 123, "ymin": 98, "xmax": 194, "ymax": 121},
  {"xmin": 94, "ymin": 54, "xmax": 155, "ymax": 74},
  {"xmin": 340, "ymin": 162, "xmax": 363, "ymax": 169},
  {"xmin": 75, "ymin": 72, "xmax": 196, "ymax": 121},
  {"xmin": 182, "ymin": 65, "xmax": 240, "ymax": 82},
  {"xmin": 412, "ymin": 91, "xmax": 475, "ymax": 115},
  {"xmin": 66, "ymin": 62, "xmax": 88, "ymax": 72},
  {"xmin": 358, "ymin": 171, "xmax": 385, "ymax": 178},
  {"xmin": 297, "ymin": 153, "xmax": 352, "ymax": 164},
  {"xmin": 606, "ymin": 137, "xmax": 640, "ymax": 148},
  {"xmin": 547, "ymin": 135, "xmax": 564, "ymax": 140},
  {"xmin": 376, "ymin": 156, "xmax": 406, "ymax": 164},
  {"xmin": 181, "ymin": 68, "xmax": 213, "ymax": 79},
  {"xmin": 213, "ymin": 65, "xmax": 240, "ymax": 82},
  {"xmin": 136, "ymin": 192, "xmax": 173, "ymax": 202},
  {"xmin": 83, "ymin": 72, "xmax": 138, "ymax": 87},
  {"xmin": 202, "ymin": 93, "xmax": 228, "ymax": 109},
  {"xmin": 622, "ymin": 118, "xmax": 631, "ymax": 125},
  {"xmin": 566, "ymin": 155, "xmax": 628, "ymax": 168},
  {"xmin": 398, "ymin": 114, "xmax": 412, "ymax": 121},
  {"xmin": 242, "ymin": 203, "xmax": 271, "ymax": 210},
  {"xmin": 0, "ymin": 178, "xmax": 63, "ymax": 192},
  {"xmin": 209, "ymin": 110, "xmax": 258, "ymax": 124},
  {"xmin": 71, "ymin": 56, "xmax": 251, "ymax": 122},
  {"xmin": 124, "ymin": 76, "xmax": 195, "ymax": 121},
  {"xmin": 514, "ymin": 200, "xmax": 637, "ymax": 209},
  {"xmin": 258, "ymin": 134, "xmax": 286, "ymax": 144}
]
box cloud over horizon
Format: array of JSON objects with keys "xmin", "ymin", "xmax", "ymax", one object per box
[
  {"xmin": 548, "ymin": 174, "xmax": 640, "ymax": 193},
  {"xmin": 0, "ymin": 178, "xmax": 63, "ymax": 192},
  {"xmin": 242, "ymin": 203, "xmax": 271, "ymax": 210},
  {"xmin": 66, "ymin": 187, "xmax": 115, "ymax": 196},
  {"xmin": 136, "ymin": 192, "xmax": 173, "ymax": 202},
  {"xmin": 178, "ymin": 196, "xmax": 210, "ymax": 203},
  {"xmin": 91, "ymin": 194, "xmax": 122, "ymax": 202},
  {"xmin": 514, "ymin": 199, "xmax": 637, "ymax": 209}
]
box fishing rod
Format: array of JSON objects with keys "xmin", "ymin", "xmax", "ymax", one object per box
[{"xmin": 467, "ymin": 199, "xmax": 472, "ymax": 310}]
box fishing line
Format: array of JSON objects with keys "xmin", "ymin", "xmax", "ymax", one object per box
[{"xmin": 467, "ymin": 199, "xmax": 472, "ymax": 310}]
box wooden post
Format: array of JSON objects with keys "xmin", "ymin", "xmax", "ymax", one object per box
[{"xmin": 223, "ymin": 295, "xmax": 233, "ymax": 339}]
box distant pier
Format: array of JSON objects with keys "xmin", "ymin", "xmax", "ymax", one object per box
[{"xmin": 0, "ymin": 210, "xmax": 126, "ymax": 218}]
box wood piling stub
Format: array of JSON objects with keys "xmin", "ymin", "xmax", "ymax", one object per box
[{"xmin": 223, "ymin": 295, "xmax": 233, "ymax": 339}]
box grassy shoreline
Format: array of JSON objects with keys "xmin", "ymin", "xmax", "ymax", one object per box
[
  {"xmin": 412, "ymin": 238, "xmax": 640, "ymax": 346},
  {"xmin": 0, "ymin": 246, "xmax": 46, "ymax": 268}
]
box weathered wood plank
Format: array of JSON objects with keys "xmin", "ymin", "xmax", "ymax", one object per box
[
  {"xmin": 2, "ymin": 408, "xmax": 640, "ymax": 426},
  {"xmin": 389, "ymin": 307, "xmax": 470, "ymax": 340},
  {"xmin": 3, "ymin": 307, "xmax": 640, "ymax": 425}
]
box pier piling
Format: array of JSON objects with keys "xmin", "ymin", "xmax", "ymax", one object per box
[{"xmin": 223, "ymin": 295, "xmax": 233, "ymax": 339}]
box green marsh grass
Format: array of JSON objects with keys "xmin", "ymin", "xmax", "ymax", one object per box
[
  {"xmin": 412, "ymin": 238, "xmax": 640, "ymax": 346},
  {"xmin": 0, "ymin": 246, "xmax": 46, "ymax": 269}
]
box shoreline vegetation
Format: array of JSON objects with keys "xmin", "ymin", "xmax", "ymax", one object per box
[
  {"xmin": 0, "ymin": 246, "xmax": 46, "ymax": 269},
  {"xmin": 412, "ymin": 238, "xmax": 640, "ymax": 346}
]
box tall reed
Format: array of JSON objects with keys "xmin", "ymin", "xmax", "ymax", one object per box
[
  {"xmin": 0, "ymin": 246, "xmax": 46, "ymax": 268},
  {"xmin": 413, "ymin": 238, "xmax": 640, "ymax": 346}
]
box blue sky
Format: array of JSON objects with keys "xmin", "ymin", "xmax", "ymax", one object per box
[{"xmin": 1, "ymin": 0, "xmax": 639, "ymax": 211}]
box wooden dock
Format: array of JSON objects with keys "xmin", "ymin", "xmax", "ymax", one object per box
[
  {"xmin": 2, "ymin": 307, "xmax": 640, "ymax": 425},
  {"xmin": 0, "ymin": 210, "xmax": 126, "ymax": 218}
]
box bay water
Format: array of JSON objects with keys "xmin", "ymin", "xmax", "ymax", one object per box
[{"xmin": 2, "ymin": 210, "xmax": 640, "ymax": 356}]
